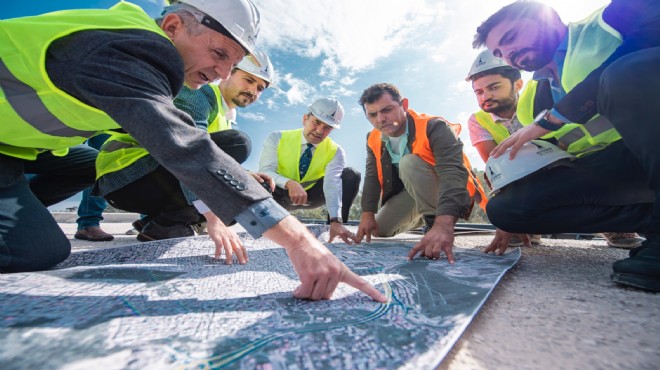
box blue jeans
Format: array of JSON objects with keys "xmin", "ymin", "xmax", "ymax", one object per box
[
  {"xmin": 0, "ymin": 145, "xmax": 97, "ymax": 272},
  {"xmin": 76, "ymin": 134, "xmax": 110, "ymax": 229}
]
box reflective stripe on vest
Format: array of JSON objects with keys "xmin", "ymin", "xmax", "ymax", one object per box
[
  {"xmin": 207, "ymin": 83, "xmax": 231, "ymax": 133},
  {"xmin": 0, "ymin": 2, "xmax": 168, "ymax": 160},
  {"xmin": 516, "ymin": 7, "xmax": 622, "ymax": 157},
  {"xmin": 96, "ymin": 85, "xmax": 227, "ymax": 179},
  {"xmin": 276, "ymin": 128, "xmax": 339, "ymax": 190},
  {"xmin": 474, "ymin": 110, "xmax": 510, "ymax": 145},
  {"xmin": 367, "ymin": 109, "xmax": 488, "ymax": 213},
  {"xmin": 95, "ymin": 132, "xmax": 150, "ymax": 179}
]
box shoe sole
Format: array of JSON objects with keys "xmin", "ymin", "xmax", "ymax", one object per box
[
  {"xmin": 136, "ymin": 233, "xmax": 156, "ymax": 242},
  {"xmin": 608, "ymin": 243, "xmax": 643, "ymax": 249},
  {"xmin": 74, "ymin": 234, "xmax": 114, "ymax": 242},
  {"xmin": 611, "ymin": 272, "xmax": 660, "ymax": 292}
]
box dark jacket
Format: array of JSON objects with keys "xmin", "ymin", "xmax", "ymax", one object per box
[{"xmin": 361, "ymin": 111, "xmax": 470, "ymax": 218}]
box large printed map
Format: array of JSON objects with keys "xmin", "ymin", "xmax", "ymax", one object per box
[{"xmin": 0, "ymin": 227, "xmax": 519, "ymax": 369}]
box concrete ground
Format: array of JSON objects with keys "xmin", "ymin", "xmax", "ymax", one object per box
[{"xmin": 56, "ymin": 213, "xmax": 660, "ymax": 370}]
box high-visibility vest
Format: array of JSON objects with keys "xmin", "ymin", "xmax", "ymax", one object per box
[
  {"xmin": 276, "ymin": 128, "xmax": 339, "ymax": 190},
  {"xmin": 517, "ymin": 7, "xmax": 623, "ymax": 157},
  {"xmin": 207, "ymin": 84, "xmax": 232, "ymax": 133},
  {"xmin": 0, "ymin": 2, "xmax": 167, "ymax": 160},
  {"xmin": 95, "ymin": 132, "xmax": 150, "ymax": 179},
  {"xmin": 367, "ymin": 109, "xmax": 488, "ymax": 212},
  {"xmin": 96, "ymin": 84, "xmax": 233, "ymax": 178},
  {"xmin": 473, "ymin": 110, "xmax": 511, "ymax": 145}
]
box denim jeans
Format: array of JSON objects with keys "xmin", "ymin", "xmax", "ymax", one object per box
[
  {"xmin": 76, "ymin": 134, "xmax": 110, "ymax": 229},
  {"xmin": 0, "ymin": 145, "xmax": 97, "ymax": 272}
]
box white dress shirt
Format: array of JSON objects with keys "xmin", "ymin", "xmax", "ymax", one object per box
[{"xmin": 259, "ymin": 131, "xmax": 346, "ymax": 218}]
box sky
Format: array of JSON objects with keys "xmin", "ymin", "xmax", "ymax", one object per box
[{"xmin": 4, "ymin": 0, "xmax": 609, "ymax": 209}]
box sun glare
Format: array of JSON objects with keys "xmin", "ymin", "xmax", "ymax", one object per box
[{"xmin": 535, "ymin": 0, "xmax": 611, "ymax": 22}]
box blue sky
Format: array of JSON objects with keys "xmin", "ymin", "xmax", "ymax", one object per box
[{"xmin": 5, "ymin": 0, "xmax": 608, "ymax": 209}]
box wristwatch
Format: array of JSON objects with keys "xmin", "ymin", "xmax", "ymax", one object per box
[
  {"xmin": 533, "ymin": 109, "xmax": 565, "ymax": 131},
  {"xmin": 329, "ymin": 217, "xmax": 343, "ymax": 224}
]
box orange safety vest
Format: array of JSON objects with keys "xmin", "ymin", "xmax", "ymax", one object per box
[{"xmin": 367, "ymin": 109, "xmax": 488, "ymax": 213}]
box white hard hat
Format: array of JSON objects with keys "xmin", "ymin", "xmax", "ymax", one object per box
[
  {"xmin": 167, "ymin": 0, "xmax": 260, "ymax": 64},
  {"xmin": 485, "ymin": 140, "xmax": 575, "ymax": 194},
  {"xmin": 466, "ymin": 49, "xmax": 511, "ymax": 81},
  {"xmin": 308, "ymin": 98, "xmax": 344, "ymax": 129},
  {"xmin": 235, "ymin": 50, "xmax": 275, "ymax": 86}
]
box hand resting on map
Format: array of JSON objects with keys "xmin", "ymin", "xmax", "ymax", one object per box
[
  {"xmin": 407, "ymin": 215, "xmax": 456, "ymax": 264},
  {"xmin": 203, "ymin": 211, "xmax": 248, "ymax": 265}
]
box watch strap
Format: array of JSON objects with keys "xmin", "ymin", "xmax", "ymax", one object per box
[
  {"xmin": 535, "ymin": 117, "xmax": 564, "ymax": 131},
  {"xmin": 329, "ymin": 217, "xmax": 343, "ymax": 224}
]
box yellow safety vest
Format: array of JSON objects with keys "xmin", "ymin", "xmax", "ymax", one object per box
[
  {"xmin": 276, "ymin": 128, "xmax": 339, "ymax": 190},
  {"xmin": 517, "ymin": 7, "xmax": 623, "ymax": 157},
  {"xmin": 0, "ymin": 2, "xmax": 167, "ymax": 160},
  {"xmin": 473, "ymin": 110, "xmax": 511, "ymax": 145},
  {"xmin": 96, "ymin": 84, "xmax": 232, "ymax": 179},
  {"xmin": 207, "ymin": 84, "xmax": 232, "ymax": 133},
  {"xmin": 95, "ymin": 132, "xmax": 149, "ymax": 179}
]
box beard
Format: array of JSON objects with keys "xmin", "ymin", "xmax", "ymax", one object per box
[
  {"xmin": 510, "ymin": 30, "xmax": 559, "ymax": 71},
  {"xmin": 232, "ymin": 92, "xmax": 254, "ymax": 108},
  {"xmin": 481, "ymin": 90, "xmax": 517, "ymax": 116}
]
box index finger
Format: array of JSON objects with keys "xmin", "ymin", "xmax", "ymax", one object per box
[
  {"xmin": 491, "ymin": 138, "xmax": 512, "ymax": 158},
  {"xmin": 445, "ymin": 247, "xmax": 455, "ymax": 264},
  {"xmin": 232, "ymin": 239, "xmax": 248, "ymax": 264},
  {"xmin": 407, "ymin": 242, "xmax": 424, "ymax": 260},
  {"xmin": 341, "ymin": 269, "xmax": 387, "ymax": 302},
  {"xmin": 355, "ymin": 228, "xmax": 366, "ymax": 243}
]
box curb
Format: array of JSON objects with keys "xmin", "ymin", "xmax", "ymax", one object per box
[{"xmin": 51, "ymin": 212, "xmax": 140, "ymax": 223}]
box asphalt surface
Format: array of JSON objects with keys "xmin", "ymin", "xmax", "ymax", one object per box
[{"xmin": 55, "ymin": 213, "xmax": 660, "ymax": 370}]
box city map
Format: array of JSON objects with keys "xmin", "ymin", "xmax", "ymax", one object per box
[{"xmin": 0, "ymin": 227, "xmax": 519, "ymax": 369}]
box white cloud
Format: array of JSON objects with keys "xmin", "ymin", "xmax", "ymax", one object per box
[
  {"xmin": 278, "ymin": 73, "xmax": 314, "ymax": 106},
  {"xmin": 240, "ymin": 112, "xmax": 266, "ymax": 122},
  {"xmin": 253, "ymin": 0, "xmax": 447, "ymax": 77}
]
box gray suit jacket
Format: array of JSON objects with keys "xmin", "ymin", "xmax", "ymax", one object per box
[{"xmin": 46, "ymin": 29, "xmax": 270, "ymax": 222}]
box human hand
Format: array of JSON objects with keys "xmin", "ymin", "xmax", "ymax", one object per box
[
  {"xmin": 264, "ymin": 216, "xmax": 386, "ymax": 302},
  {"xmin": 407, "ymin": 215, "xmax": 456, "ymax": 263},
  {"xmin": 356, "ymin": 212, "xmax": 378, "ymax": 243},
  {"xmin": 484, "ymin": 229, "xmax": 530, "ymax": 255},
  {"xmin": 328, "ymin": 222, "xmax": 360, "ymax": 245},
  {"xmin": 490, "ymin": 124, "xmax": 550, "ymax": 159},
  {"xmin": 249, "ymin": 171, "xmax": 275, "ymax": 192},
  {"xmin": 204, "ymin": 211, "xmax": 248, "ymax": 265},
  {"xmin": 285, "ymin": 180, "xmax": 308, "ymax": 205}
]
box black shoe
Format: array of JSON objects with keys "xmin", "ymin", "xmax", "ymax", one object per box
[
  {"xmin": 611, "ymin": 239, "xmax": 660, "ymax": 292},
  {"xmin": 137, "ymin": 220, "xmax": 194, "ymax": 242},
  {"xmin": 132, "ymin": 218, "xmax": 149, "ymax": 233},
  {"xmin": 421, "ymin": 215, "xmax": 435, "ymax": 235}
]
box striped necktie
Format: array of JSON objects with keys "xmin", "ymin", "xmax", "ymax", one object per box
[{"xmin": 298, "ymin": 143, "xmax": 314, "ymax": 178}]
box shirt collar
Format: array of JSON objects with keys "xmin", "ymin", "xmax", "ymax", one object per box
[
  {"xmin": 300, "ymin": 131, "xmax": 317, "ymax": 147},
  {"xmin": 381, "ymin": 119, "xmax": 409, "ymax": 141},
  {"xmin": 221, "ymin": 96, "xmax": 237, "ymax": 123},
  {"xmin": 489, "ymin": 111, "xmax": 517, "ymax": 122}
]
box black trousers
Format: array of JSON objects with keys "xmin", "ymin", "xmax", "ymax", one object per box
[
  {"xmin": 487, "ymin": 47, "xmax": 660, "ymax": 237},
  {"xmin": 105, "ymin": 129, "xmax": 251, "ymax": 225},
  {"xmin": 0, "ymin": 145, "xmax": 98, "ymax": 272},
  {"xmin": 272, "ymin": 167, "xmax": 361, "ymax": 222}
]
